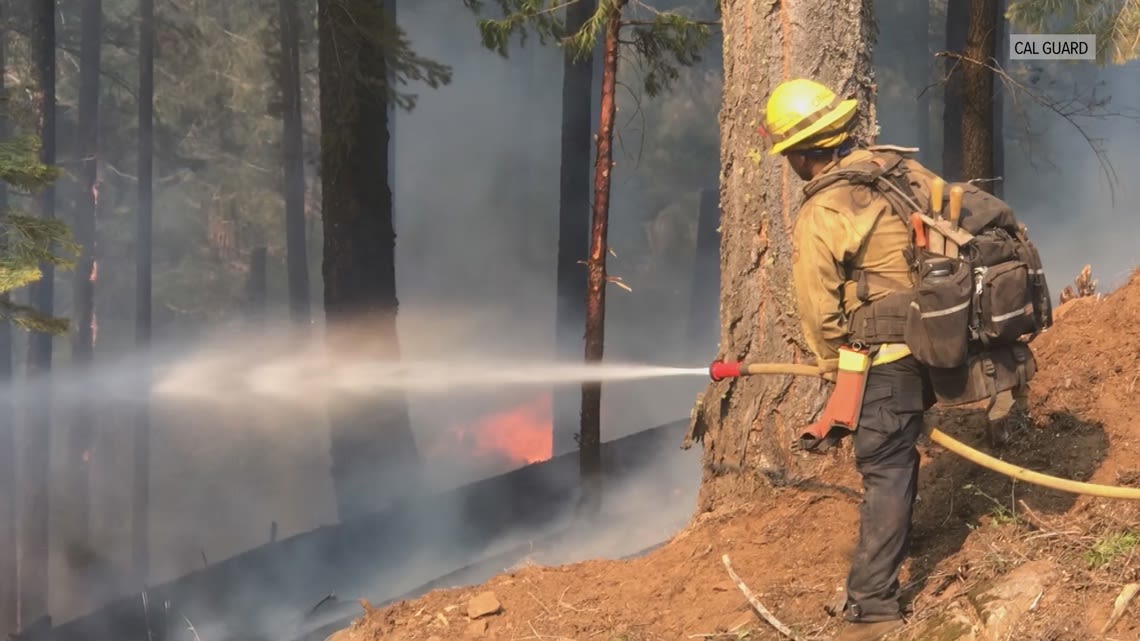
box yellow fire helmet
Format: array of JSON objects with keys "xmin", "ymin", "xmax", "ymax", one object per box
[{"xmin": 762, "ymin": 79, "xmax": 858, "ymax": 155}]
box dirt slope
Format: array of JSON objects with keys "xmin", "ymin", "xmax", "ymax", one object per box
[{"xmin": 331, "ymin": 271, "xmax": 1140, "ymax": 641}]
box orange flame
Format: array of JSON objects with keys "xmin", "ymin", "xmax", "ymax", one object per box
[{"xmin": 429, "ymin": 393, "xmax": 553, "ymax": 466}]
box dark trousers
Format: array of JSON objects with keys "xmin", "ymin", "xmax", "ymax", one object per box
[{"xmin": 844, "ymin": 355, "xmax": 933, "ymax": 623}]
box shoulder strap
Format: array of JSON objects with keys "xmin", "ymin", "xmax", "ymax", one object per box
[{"xmin": 802, "ymin": 151, "xmax": 925, "ymax": 231}]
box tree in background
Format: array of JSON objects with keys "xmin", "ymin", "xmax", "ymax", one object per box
[
  {"xmin": 0, "ymin": 98, "xmax": 81, "ymax": 641},
  {"xmin": 317, "ymin": 0, "xmax": 451, "ymax": 521},
  {"xmin": 552, "ymin": 0, "xmax": 595, "ymax": 458},
  {"xmin": 63, "ymin": 0, "xmax": 103, "ymax": 598},
  {"xmin": 961, "ymin": 0, "xmax": 1000, "ymax": 192},
  {"xmin": 942, "ymin": 0, "xmax": 968, "ymax": 180},
  {"xmin": 272, "ymin": 0, "xmax": 311, "ymax": 324},
  {"xmin": 683, "ymin": 0, "xmax": 875, "ymax": 508},
  {"xmin": 134, "ymin": 0, "xmax": 155, "ymax": 590},
  {"xmin": 1007, "ymin": 0, "xmax": 1140, "ymax": 64},
  {"xmin": 467, "ymin": 0, "xmax": 713, "ymax": 513},
  {"xmin": 0, "ymin": 55, "xmax": 81, "ymax": 641},
  {"xmin": 22, "ymin": 0, "xmax": 60, "ymax": 626},
  {"xmin": 0, "ymin": 13, "xmax": 12, "ymax": 633}
]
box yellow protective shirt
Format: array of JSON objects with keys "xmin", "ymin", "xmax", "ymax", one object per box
[{"xmin": 790, "ymin": 148, "xmax": 941, "ymax": 371}]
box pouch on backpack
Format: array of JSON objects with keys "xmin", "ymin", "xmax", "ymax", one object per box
[{"xmin": 904, "ymin": 257, "xmax": 972, "ymax": 368}]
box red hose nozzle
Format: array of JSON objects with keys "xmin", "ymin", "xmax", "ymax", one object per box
[{"xmin": 709, "ymin": 360, "xmax": 743, "ymax": 381}]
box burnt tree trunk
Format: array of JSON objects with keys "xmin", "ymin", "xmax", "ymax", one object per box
[
  {"xmin": 942, "ymin": 0, "xmax": 968, "ymax": 180},
  {"xmin": 552, "ymin": 0, "xmax": 596, "ymax": 458},
  {"xmin": 578, "ymin": 2, "xmax": 623, "ymax": 515},
  {"xmin": 133, "ymin": 0, "xmax": 155, "ymax": 589},
  {"xmin": 0, "ymin": 11, "xmax": 16, "ymax": 636},
  {"xmin": 686, "ymin": 0, "xmax": 876, "ymax": 510},
  {"xmin": 318, "ymin": 0, "xmax": 418, "ymax": 521},
  {"xmin": 278, "ymin": 0, "xmax": 310, "ymax": 324},
  {"xmin": 22, "ymin": 0, "xmax": 58, "ymax": 626},
  {"xmin": 961, "ymin": 0, "xmax": 997, "ymax": 192},
  {"xmin": 64, "ymin": 0, "xmax": 102, "ymax": 586}
]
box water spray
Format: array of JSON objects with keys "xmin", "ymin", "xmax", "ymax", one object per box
[{"xmin": 707, "ymin": 359, "xmax": 1140, "ymax": 500}]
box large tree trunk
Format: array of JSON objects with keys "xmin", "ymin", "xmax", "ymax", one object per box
[
  {"xmin": 578, "ymin": 2, "xmax": 622, "ymax": 515},
  {"xmin": 0, "ymin": 11, "xmax": 16, "ymax": 636},
  {"xmin": 961, "ymin": 0, "xmax": 997, "ymax": 192},
  {"xmin": 279, "ymin": 0, "xmax": 310, "ymax": 324},
  {"xmin": 552, "ymin": 0, "xmax": 596, "ymax": 458},
  {"xmin": 318, "ymin": 0, "xmax": 419, "ymax": 521},
  {"xmin": 942, "ymin": 0, "xmax": 969, "ymax": 180},
  {"xmin": 686, "ymin": 0, "xmax": 876, "ymax": 510},
  {"xmin": 64, "ymin": 0, "xmax": 102, "ymax": 598},
  {"xmin": 22, "ymin": 0, "xmax": 58, "ymax": 626},
  {"xmin": 133, "ymin": 0, "xmax": 155, "ymax": 589}
]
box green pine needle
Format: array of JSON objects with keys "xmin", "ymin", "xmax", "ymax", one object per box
[
  {"xmin": 465, "ymin": 0, "xmax": 715, "ymax": 94},
  {"xmin": 1007, "ymin": 0, "xmax": 1140, "ymax": 65}
]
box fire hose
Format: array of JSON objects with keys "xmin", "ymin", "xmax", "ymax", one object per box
[{"xmin": 707, "ymin": 360, "xmax": 1140, "ymax": 500}]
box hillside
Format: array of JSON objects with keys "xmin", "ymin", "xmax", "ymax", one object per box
[{"xmin": 328, "ymin": 271, "xmax": 1140, "ymax": 641}]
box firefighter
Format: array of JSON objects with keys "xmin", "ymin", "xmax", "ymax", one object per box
[{"xmin": 762, "ymin": 78, "xmax": 939, "ymax": 641}]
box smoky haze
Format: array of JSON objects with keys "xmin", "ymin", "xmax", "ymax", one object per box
[
  {"xmin": 33, "ymin": 0, "xmax": 716, "ymax": 626},
  {"xmin": 877, "ymin": 0, "xmax": 1140, "ymax": 291},
  {"xmin": 18, "ymin": 0, "xmax": 1139, "ymax": 633}
]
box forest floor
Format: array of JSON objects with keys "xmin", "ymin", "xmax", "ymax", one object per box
[{"xmin": 328, "ymin": 271, "xmax": 1140, "ymax": 641}]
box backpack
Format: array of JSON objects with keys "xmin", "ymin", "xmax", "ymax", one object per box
[{"xmin": 802, "ymin": 147, "xmax": 1054, "ymax": 409}]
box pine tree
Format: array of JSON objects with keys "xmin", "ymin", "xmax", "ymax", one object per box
[
  {"xmin": 317, "ymin": 0, "xmax": 452, "ymax": 520},
  {"xmin": 0, "ymin": 136, "xmax": 77, "ymax": 332},
  {"xmin": 465, "ymin": 0, "xmax": 713, "ymax": 513},
  {"xmin": 1006, "ymin": 0, "xmax": 1140, "ymax": 64},
  {"xmin": 683, "ymin": 0, "xmax": 875, "ymax": 509}
]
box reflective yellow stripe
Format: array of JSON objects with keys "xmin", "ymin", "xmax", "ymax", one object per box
[
  {"xmin": 871, "ymin": 343, "xmax": 911, "ymax": 367},
  {"xmin": 838, "ymin": 348, "xmax": 871, "ymax": 372}
]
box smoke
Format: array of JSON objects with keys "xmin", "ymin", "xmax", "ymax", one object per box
[
  {"xmin": 875, "ymin": 0, "xmax": 1140, "ymax": 294},
  {"xmin": 50, "ymin": 0, "xmax": 1140, "ymax": 633},
  {"xmin": 24, "ymin": 0, "xmax": 719, "ymax": 625}
]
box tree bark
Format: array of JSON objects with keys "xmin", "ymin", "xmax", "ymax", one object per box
[
  {"xmin": 552, "ymin": 0, "xmax": 596, "ymax": 458},
  {"xmin": 278, "ymin": 0, "xmax": 310, "ymax": 324},
  {"xmin": 686, "ymin": 0, "xmax": 876, "ymax": 511},
  {"xmin": 133, "ymin": 0, "xmax": 155, "ymax": 590},
  {"xmin": 961, "ymin": 0, "xmax": 997, "ymax": 192},
  {"xmin": 942, "ymin": 0, "xmax": 969, "ymax": 180},
  {"xmin": 318, "ymin": 0, "xmax": 419, "ymax": 521},
  {"xmin": 578, "ymin": 1, "xmax": 623, "ymax": 515},
  {"xmin": 64, "ymin": 0, "xmax": 102, "ymax": 593},
  {"xmin": 0, "ymin": 10, "xmax": 16, "ymax": 636},
  {"xmin": 21, "ymin": 0, "xmax": 58, "ymax": 626}
]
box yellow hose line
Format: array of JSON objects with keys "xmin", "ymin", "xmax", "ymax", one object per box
[
  {"xmin": 732, "ymin": 362, "xmax": 1140, "ymax": 499},
  {"xmin": 927, "ymin": 427, "xmax": 1140, "ymax": 499}
]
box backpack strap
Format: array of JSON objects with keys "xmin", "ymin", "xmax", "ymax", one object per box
[{"xmin": 802, "ymin": 151, "xmax": 925, "ymax": 232}]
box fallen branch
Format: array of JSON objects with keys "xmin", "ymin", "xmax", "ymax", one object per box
[
  {"xmin": 1102, "ymin": 583, "xmax": 1140, "ymax": 634},
  {"xmin": 721, "ymin": 554, "xmax": 804, "ymax": 641}
]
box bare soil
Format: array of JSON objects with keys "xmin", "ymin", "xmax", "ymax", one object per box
[{"xmin": 331, "ymin": 272, "xmax": 1140, "ymax": 641}]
